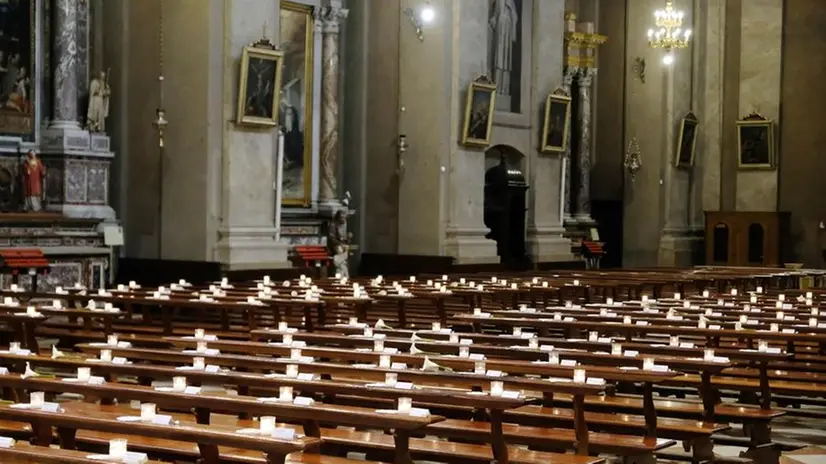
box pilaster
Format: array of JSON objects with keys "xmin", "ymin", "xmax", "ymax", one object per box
[{"xmin": 561, "ymin": 66, "xmax": 577, "ymax": 222}]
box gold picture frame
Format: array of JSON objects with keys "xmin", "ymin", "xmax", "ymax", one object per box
[
  {"xmin": 540, "ymin": 89, "xmax": 572, "ymax": 153},
  {"xmin": 280, "ymin": 1, "xmax": 315, "ymax": 206},
  {"xmin": 674, "ymin": 111, "xmax": 699, "ymax": 168},
  {"xmin": 461, "ymin": 79, "xmax": 497, "ymax": 147},
  {"xmin": 236, "ymin": 43, "xmax": 284, "ymax": 127},
  {"xmin": 736, "ymin": 113, "xmax": 774, "ymax": 170}
]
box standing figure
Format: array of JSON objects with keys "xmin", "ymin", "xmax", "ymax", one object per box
[
  {"xmin": 86, "ymin": 70, "xmax": 110, "ymax": 133},
  {"xmin": 489, "ymin": 0, "xmax": 519, "ymax": 96},
  {"xmin": 21, "ymin": 150, "xmax": 45, "ymax": 212},
  {"xmin": 327, "ymin": 210, "xmax": 351, "ymax": 278}
]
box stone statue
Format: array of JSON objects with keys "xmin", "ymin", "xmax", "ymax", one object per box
[
  {"xmin": 327, "ymin": 209, "xmax": 351, "ymax": 278},
  {"xmin": 21, "ymin": 150, "xmax": 45, "ymax": 212},
  {"xmin": 86, "ymin": 70, "xmax": 110, "ymax": 133},
  {"xmin": 489, "ymin": 0, "xmax": 519, "ymax": 96}
]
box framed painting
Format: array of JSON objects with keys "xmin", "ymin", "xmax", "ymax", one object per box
[
  {"xmin": 0, "ymin": 0, "xmax": 36, "ymax": 140},
  {"xmin": 736, "ymin": 114, "xmax": 774, "ymax": 169},
  {"xmin": 674, "ymin": 111, "xmax": 699, "ymax": 168},
  {"xmin": 279, "ymin": 1, "xmax": 314, "ymax": 207},
  {"xmin": 540, "ymin": 90, "xmax": 571, "ymax": 153},
  {"xmin": 461, "ymin": 79, "xmax": 497, "ymax": 147},
  {"xmin": 236, "ymin": 44, "xmax": 284, "ymax": 127}
]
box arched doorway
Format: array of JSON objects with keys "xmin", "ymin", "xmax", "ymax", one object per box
[{"xmin": 483, "ymin": 145, "xmax": 530, "ymax": 268}]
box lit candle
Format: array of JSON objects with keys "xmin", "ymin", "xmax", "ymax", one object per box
[
  {"xmin": 643, "ymin": 358, "xmax": 654, "ymax": 371},
  {"xmin": 29, "ymin": 391, "xmax": 44, "ymax": 407},
  {"xmin": 459, "ymin": 346, "xmax": 470, "ymax": 358},
  {"xmin": 364, "ymin": 327, "xmax": 373, "ymax": 338},
  {"xmin": 286, "ymin": 364, "xmax": 299, "ymax": 378},
  {"xmin": 475, "ymin": 361, "xmax": 486, "ymax": 374},
  {"xmin": 109, "ymin": 438, "xmax": 128, "ymax": 459},
  {"xmin": 374, "ymin": 339, "xmax": 385, "ymax": 352},
  {"xmin": 513, "ymin": 327, "xmax": 522, "ymax": 337},
  {"xmin": 410, "ymin": 276, "xmax": 416, "ymax": 282},
  {"xmin": 379, "ymin": 354, "xmax": 391, "ymax": 368},
  {"xmin": 107, "ymin": 335, "xmax": 118, "ymax": 346},
  {"xmin": 432, "ymin": 322, "xmax": 441, "ymax": 331},
  {"xmin": 194, "ymin": 329, "xmax": 205, "ymax": 340},
  {"xmin": 674, "ymin": 292, "xmax": 681, "ymax": 300},
  {"xmin": 193, "ymin": 357, "xmax": 205, "ymax": 370},
  {"xmin": 279, "ymin": 386, "xmax": 294, "ymax": 401},
  {"xmin": 702, "ymin": 290, "xmax": 710, "ymax": 298},
  {"xmin": 573, "ymin": 369, "xmax": 586, "ymax": 383},
  {"xmin": 809, "ymin": 317, "xmax": 818, "ymax": 328},
  {"xmin": 750, "ymin": 296, "xmax": 758, "ymax": 303},
  {"xmin": 196, "ymin": 341, "xmax": 207, "ymax": 353},
  {"xmin": 758, "ymin": 340, "xmax": 768, "ymax": 352},
  {"xmin": 290, "ymin": 348, "xmax": 302, "ymax": 360},
  {"xmin": 490, "ymin": 381, "xmax": 504, "ymax": 396},
  {"xmin": 77, "ymin": 367, "xmax": 91, "ymax": 382},
  {"xmin": 397, "ymin": 397, "xmax": 413, "ymax": 413},
  {"xmin": 260, "ymin": 416, "xmax": 276, "ymax": 434},
  {"xmin": 385, "ymin": 372, "xmax": 398, "ymax": 386},
  {"xmin": 770, "ymin": 323, "xmax": 779, "ymax": 332},
  {"xmin": 442, "ymin": 275, "xmax": 448, "ymax": 281},
  {"xmin": 606, "ymin": 298, "xmax": 614, "ymax": 305},
  {"xmin": 756, "ymin": 286, "xmax": 763, "ymax": 293},
  {"xmin": 588, "ymin": 331, "xmax": 598, "ymax": 342},
  {"xmin": 140, "ymin": 403, "xmax": 156, "ymax": 422},
  {"xmin": 173, "ymin": 376, "xmax": 187, "ymax": 391},
  {"xmin": 283, "ymin": 334, "xmax": 293, "ymax": 345},
  {"xmin": 9, "ymin": 342, "xmax": 19, "ymax": 353},
  {"xmin": 100, "ymin": 349, "xmax": 112, "ymax": 362},
  {"xmin": 669, "ymin": 336, "xmax": 679, "ymax": 347}
]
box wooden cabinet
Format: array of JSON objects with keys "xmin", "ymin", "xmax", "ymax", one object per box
[{"xmin": 704, "ymin": 211, "xmax": 790, "ymax": 266}]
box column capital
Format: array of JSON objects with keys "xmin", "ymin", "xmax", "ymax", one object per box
[
  {"xmin": 578, "ymin": 67, "xmax": 597, "ymax": 87},
  {"xmin": 562, "ymin": 66, "xmax": 579, "ymax": 88},
  {"xmin": 317, "ymin": 5, "xmax": 349, "ymax": 34}
]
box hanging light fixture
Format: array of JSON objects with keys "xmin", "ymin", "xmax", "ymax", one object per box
[
  {"xmin": 152, "ymin": 0, "xmax": 168, "ymax": 147},
  {"xmin": 647, "ymin": 0, "xmax": 692, "ymax": 65}
]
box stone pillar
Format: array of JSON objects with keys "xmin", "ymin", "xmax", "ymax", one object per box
[
  {"xmin": 76, "ymin": 0, "xmax": 90, "ymax": 124},
  {"xmin": 561, "ymin": 66, "xmax": 578, "ymax": 222},
  {"xmin": 318, "ymin": 4, "xmax": 348, "ymax": 208},
  {"xmin": 574, "ymin": 67, "xmax": 596, "ymax": 222},
  {"xmin": 50, "ymin": 0, "xmax": 81, "ymax": 128}
]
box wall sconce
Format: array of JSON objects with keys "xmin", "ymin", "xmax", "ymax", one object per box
[
  {"xmin": 403, "ymin": 3, "xmax": 435, "ymax": 42},
  {"xmin": 624, "ymin": 137, "xmax": 642, "ymax": 182},
  {"xmin": 633, "ymin": 57, "xmax": 646, "ymax": 84},
  {"xmin": 153, "ymin": 108, "xmax": 168, "ymax": 148}
]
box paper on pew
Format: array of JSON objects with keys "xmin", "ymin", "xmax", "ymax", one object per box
[
  {"xmin": 0, "ymin": 436, "xmax": 14, "ymax": 448},
  {"xmin": 181, "ymin": 335, "xmax": 219, "ymax": 341},
  {"xmin": 375, "ymin": 407, "xmax": 431, "ymax": 417},
  {"xmin": 10, "ymin": 402, "xmax": 60, "ymax": 412},
  {"xmin": 117, "ymin": 415, "xmax": 173, "ymax": 425},
  {"xmin": 182, "ymin": 349, "xmax": 221, "ymax": 356},
  {"xmin": 86, "ymin": 451, "xmax": 149, "ymax": 463}
]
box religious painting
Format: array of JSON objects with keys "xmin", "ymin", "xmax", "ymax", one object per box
[
  {"xmin": 461, "ymin": 80, "xmax": 497, "ymax": 148},
  {"xmin": 0, "ymin": 0, "xmax": 35, "ymax": 140},
  {"xmin": 279, "ymin": 1, "xmax": 314, "ymax": 206},
  {"xmin": 540, "ymin": 90, "xmax": 571, "ymax": 153},
  {"xmin": 736, "ymin": 114, "xmax": 774, "ymax": 169},
  {"xmin": 674, "ymin": 112, "xmax": 699, "ymax": 168},
  {"xmin": 236, "ymin": 45, "xmax": 283, "ymax": 127}
]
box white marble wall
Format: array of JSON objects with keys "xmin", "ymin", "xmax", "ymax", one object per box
[{"xmin": 735, "ymin": 0, "xmax": 782, "ymax": 212}]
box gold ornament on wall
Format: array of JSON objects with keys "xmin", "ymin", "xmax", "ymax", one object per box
[{"xmin": 624, "ymin": 137, "xmax": 642, "ymax": 182}]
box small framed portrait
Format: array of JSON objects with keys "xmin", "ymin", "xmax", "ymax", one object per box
[
  {"xmin": 461, "ymin": 79, "xmax": 497, "ymax": 147},
  {"xmin": 541, "ymin": 90, "xmax": 572, "ymax": 153},
  {"xmin": 736, "ymin": 114, "xmax": 774, "ymax": 169},
  {"xmin": 236, "ymin": 44, "xmax": 284, "ymax": 127},
  {"xmin": 674, "ymin": 112, "xmax": 699, "ymax": 168}
]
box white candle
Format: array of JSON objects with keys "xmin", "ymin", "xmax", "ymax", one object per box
[
  {"xmin": 432, "ymin": 322, "xmax": 441, "ymax": 331},
  {"xmin": 528, "ymin": 337, "xmax": 539, "ymax": 349},
  {"xmin": 703, "ymin": 349, "xmax": 715, "ymax": 362},
  {"xmin": 669, "ymin": 336, "xmax": 679, "ymax": 347},
  {"xmin": 100, "ymin": 349, "xmax": 112, "ymax": 362},
  {"xmin": 702, "ymin": 290, "xmax": 710, "ymax": 298},
  {"xmin": 698, "ymin": 320, "xmax": 707, "ymax": 329},
  {"xmin": 441, "ymin": 275, "xmax": 448, "ymax": 281},
  {"xmin": 263, "ymin": 275, "xmax": 271, "ymax": 285},
  {"xmin": 140, "ymin": 403, "xmax": 156, "ymax": 422},
  {"xmin": 809, "ymin": 317, "xmax": 817, "ymax": 328},
  {"xmin": 26, "ymin": 306, "xmax": 36, "ymax": 316},
  {"xmin": 564, "ymin": 301, "xmax": 572, "ymax": 308},
  {"xmin": 643, "ymin": 358, "xmax": 655, "ymax": 371},
  {"xmin": 542, "ymin": 282, "xmax": 549, "ymax": 288},
  {"xmin": 379, "ymin": 354, "xmax": 391, "ymax": 368},
  {"xmin": 449, "ymin": 333, "xmax": 459, "ymax": 344},
  {"xmin": 770, "ymin": 323, "xmax": 779, "ymax": 332},
  {"xmin": 107, "ymin": 335, "xmax": 118, "ymax": 346},
  {"xmin": 758, "ymin": 340, "xmax": 768, "ymax": 352},
  {"xmin": 490, "ymin": 381, "xmax": 504, "ymax": 396},
  {"xmin": 77, "ymin": 367, "xmax": 91, "ymax": 382},
  {"xmin": 397, "ymin": 397, "xmax": 413, "ymax": 413},
  {"xmin": 813, "ymin": 308, "xmax": 820, "ymax": 316},
  {"xmin": 573, "ymin": 280, "xmax": 580, "ymax": 286},
  {"xmin": 606, "ymin": 298, "xmax": 614, "ymax": 305},
  {"xmin": 683, "ymin": 301, "xmax": 691, "ymax": 309},
  {"xmin": 426, "ymin": 280, "xmax": 433, "ymax": 286},
  {"xmin": 9, "ymin": 342, "xmax": 20, "ymax": 353},
  {"xmin": 549, "ymin": 352, "xmax": 560, "ymax": 364},
  {"xmin": 459, "ymin": 346, "xmax": 470, "ymax": 358},
  {"xmin": 109, "ymin": 438, "xmax": 128, "ymax": 459},
  {"xmin": 286, "ymin": 364, "xmax": 299, "ymax": 378},
  {"xmin": 623, "ymin": 316, "xmax": 632, "ymax": 325},
  {"xmin": 173, "ymin": 376, "xmax": 187, "ymax": 391},
  {"xmin": 756, "ymin": 286, "xmax": 763, "ymax": 293},
  {"xmin": 196, "ymin": 341, "xmax": 207, "ymax": 353},
  {"xmin": 385, "ymin": 372, "xmax": 397, "ymax": 386},
  {"xmin": 531, "ymin": 278, "xmax": 538, "ymax": 284},
  {"xmin": 807, "ymin": 291, "xmax": 814, "ymax": 299},
  {"xmin": 806, "ymin": 298, "xmax": 813, "ymax": 306},
  {"xmin": 29, "ymin": 391, "xmax": 44, "ymax": 407},
  {"xmin": 573, "ymin": 369, "xmax": 586, "ymax": 383},
  {"xmin": 510, "ymin": 283, "xmax": 517, "ymax": 290},
  {"xmin": 641, "ymin": 295, "xmax": 648, "ymax": 303},
  {"xmin": 193, "ymin": 357, "xmax": 205, "ymax": 370},
  {"xmin": 260, "ymin": 416, "xmax": 276, "ymax": 434},
  {"xmin": 374, "ymin": 339, "xmax": 385, "ymax": 352},
  {"xmin": 9, "ymin": 284, "xmax": 17, "ymax": 292},
  {"xmin": 775, "ymin": 301, "xmax": 783, "ymax": 309},
  {"xmin": 588, "ymin": 331, "xmax": 598, "ymax": 342},
  {"xmin": 364, "ymin": 327, "xmax": 373, "ymax": 338},
  {"xmin": 474, "ymin": 361, "xmax": 486, "ymax": 374},
  {"xmin": 611, "ymin": 343, "xmax": 622, "ymax": 355},
  {"xmin": 279, "ymin": 386, "xmax": 294, "ymax": 401},
  {"xmin": 750, "ymin": 296, "xmax": 758, "ymax": 304},
  {"xmin": 779, "ymin": 294, "xmax": 786, "ymax": 302},
  {"xmin": 290, "ymin": 348, "xmax": 302, "ymax": 360},
  {"xmin": 491, "ymin": 277, "xmax": 497, "ymax": 283},
  {"xmin": 409, "ymin": 276, "xmax": 416, "ymax": 282},
  {"xmin": 735, "ymin": 322, "xmax": 743, "ymax": 331},
  {"xmin": 194, "ymin": 329, "xmax": 205, "ymax": 340},
  {"xmin": 739, "ymin": 315, "xmax": 748, "ymax": 323},
  {"xmin": 776, "ymin": 311, "xmax": 784, "ymax": 320},
  {"xmin": 731, "ymin": 289, "xmax": 738, "ymax": 296},
  {"xmin": 716, "ymin": 299, "xmax": 724, "ymax": 306},
  {"xmin": 473, "ymin": 308, "xmax": 482, "ymax": 316},
  {"xmin": 674, "ymin": 292, "xmax": 681, "ymax": 300},
  {"xmin": 52, "ymin": 299, "xmax": 62, "ymax": 309},
  {"xmin": 283, "ymin": 334, "xmax": 293, "ymax": 345},
  {"xmin": 513, "ymin": 327, "xmax": 522, "ymax": 337}
]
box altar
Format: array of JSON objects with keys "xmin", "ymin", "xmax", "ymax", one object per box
[{"xmin": 0, "ymin": 0, "xmax": 117, "ymax": 289}]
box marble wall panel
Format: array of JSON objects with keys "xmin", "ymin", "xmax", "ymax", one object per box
[
  {"xmin": 65, "ymin": 160, "xmax": 87, "ymax": 203},
  {"xmin": 86, "ymin": 161, "xmax": 107, "ymax": 204}
]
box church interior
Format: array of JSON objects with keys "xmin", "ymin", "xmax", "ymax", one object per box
[{"xmin": 0, "ymin": 0, "xmax": 824, "ymax": 463}]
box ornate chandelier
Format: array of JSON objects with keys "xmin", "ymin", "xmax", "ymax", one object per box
[{"xmin": 647, "ymin": 0, "xmax": 691, "ymax": 64}]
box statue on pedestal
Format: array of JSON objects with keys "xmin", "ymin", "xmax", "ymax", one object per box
[
  {"xmin": 327, "ymin": 209, "xmax": 352, "ymax": 278},
  {"xmin": 86, "ymin": 70, "xmax": 110, "ymax": 133},
  {"xmin": 21, "ymin": 150, "xmax": 45, "ymax": 212}
]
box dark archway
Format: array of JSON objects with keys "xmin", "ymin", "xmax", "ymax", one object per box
[{"xmin": 483, "ymin": 145, "xmax": 530, "ymax": 268}]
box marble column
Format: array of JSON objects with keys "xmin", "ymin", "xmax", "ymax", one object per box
[
  {"xmin": 50, "ymin": 0, "xmax": 81, "ymax": 129},
  {"xmin": 76, "ymin": 0, "xmax": 90, "ymax": 123},
  {"xmin": 318, "ymin": 5, "xmax": 348, "ymax": 206},
  {"xmin": 574, "ymin": 67, "xmax": 596, "ymax": 222},
  {"xmin": 561, "ymin": 66, "xmax": 578, "ymax": 221}
]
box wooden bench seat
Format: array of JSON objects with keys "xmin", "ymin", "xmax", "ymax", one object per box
[
  {"xmin": 0, "ymin": 441, "xmax": 166, "ymax": 464},
  {"xmin": 661, "ymin": 373, "xmax": 826, "ymax": 398}
]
